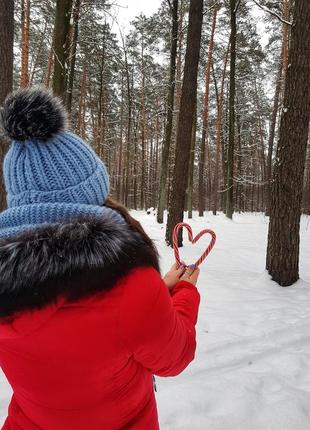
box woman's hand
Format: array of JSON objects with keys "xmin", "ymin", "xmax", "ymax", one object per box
[
  {"xmin": 163, "ymin": 263, "xmax": 185, "ymax": 290},
  {"xmin": 163, "ymin": 263, "xmax": 200, "ymax": 291},
  {"xmin": 180, "ymin": 265, "xmax": 200, "ymax": 286}
]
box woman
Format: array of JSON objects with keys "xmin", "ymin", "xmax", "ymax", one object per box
[{"xmin": 0, "ymin": 88, "xmax": 200, "ymax": 429}]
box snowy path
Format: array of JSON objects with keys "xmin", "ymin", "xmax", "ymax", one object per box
[{"xmin": 1, "ymin": 212, "xmax": 310, "ymax": 429}]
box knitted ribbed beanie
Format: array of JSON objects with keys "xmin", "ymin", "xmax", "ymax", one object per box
[
  {"xmin": 3, "ymin": 132, "xmax": 109, "ymax": 208},
  {"xmin": 0, "ymin": 87, "xmax": 121, "ymax": 238}
]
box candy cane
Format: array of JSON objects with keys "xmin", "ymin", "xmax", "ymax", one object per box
[{"xmin": 173, "ymin": 222, "xmax": 216, "ymax": 269}]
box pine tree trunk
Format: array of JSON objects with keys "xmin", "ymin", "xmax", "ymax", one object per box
[
  {"xmin": 266, "ymin": 59, "xmax": 282, "ymax": 215},
  {"xmin": 174, "ymin": 1, "xmax": 184, "ymax": 120},
  {"xmin": 133, "ymin": 119, "xmax": 139, "ymax": 209},
  {"xmin": 154, "ymin": 104, "xmax": 160, "ymax": 208},
  {"xmin": 76, "ymin": 62, "xmax": 87, "ymax": 137},
  {"xmin": 52, "ymin": 0, "xmax": 73, "ymax": 100},
  {"xmin": 303, "ymin": 147, "xmax": 310, "ymax": 214},
  {"xmin": 0, "ymin": 0, "xmax": 14, "ymax": 211},
  {"xmin": 44, "ymin": 49, "xmax": 54, "ymax": 88},
  {"xmin": 213, "ymin": 40, "xmax": 230, "ymax": 215},
  {"xmin": 145, "ymin": 122, "xmax": 150, "ymax": 209},
  {"xmin": 122, "ymin": 39, "xmax": 132, "ymax": 208},
  {"xmin": 282, "ymin": 0, "xmax": 290, "ymax": 84},
  {"xmin": 198, "ymin": 4, "xmax": 218, "ymax": 216},
  {"xmin": 187, "ymin": 103, "xmax": 197, "ymax": 219},
  {"xmin": 266, "ymin": 1, "xmax": 290, "ymax": 215},
  {"xmin": 235, "ymin": 111, "xmax": 242, "ymax": 213},
  {"xmin": 157, "ymin": 0, "xmax": 178, "ymax": 223},
  {"xmin": 20, "ymin": 0, "xmax": 30, "ymax": 87},
  {"xmin": 266, "ymin": 0, "xmax": 310, "ymax": 286},
  {"xmin": 117, "ymin": 74, "xmax": 124, "ymax": 202},
  {"xmin": 97, "ymin": 35, "xmax": 106, "ymax": 159},
  {"xmin": 254, "ymin": 83, "xmax": 267, "ymax": 211},
  {"xmin": 167, "ymin": 0, "xmax": 184, "ymax": 212},
  {"xmin": 140, "ymin": 31, "xmax": 146, "ymax": 210},
  {"xmin": 226, "ymin": 0, "xmax": 237, "ymax": 219},
  {"xmin": 165, "ymin": 0, "xmax": 203, "ymax": 247},
  {"xmin": 66, "ymin": 0, "xmax": 81, "ymax": 114}
]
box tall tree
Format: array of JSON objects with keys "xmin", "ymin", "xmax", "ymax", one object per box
[
  {"xmin": 198, "ymin": 3, "xmax": 218, "ymax": 216},
  {"xmin": 121, "ymin": 35, "xmax": 132, "ymax": 208},
  {"xmin": 44, "ymin": 49, "xmax": 54, "ymax": 88},
  {"xmin": 187, "ymin": 102, "xmax": 197, "ymax": 219},
  {"xmin": 52, "ymin": 0, "xmax": 73, "ymax": 100},
  {"xmin": 140, "ymin": 24, "xmax": 146, "ymax": 209},
  {"xmin": 266, "ymin": 58, "xmax": 283, "ymax": 214},
  {"xmin": 165, "ymin": 0, "xmax": 203, "ymax": 246},
  {"xmin": 0, "ymin": 0, "xmax": 14, "ymax": 211},
  {"xmin": 213, "ymin": 41, "xmax": 230, "ymax": 215},
  {"xmin": 266, "ymin": 0, "xmax": 310, "ymax": 286},
  {"xmin": 157, "ymin": 0, "xmax": 178, "ymax": 224},
  {"xmin": 20, "ymin": 0, "xmax": 31, "ymax": 87},
  {"xmin": 66, "ymin": 0, "xmax": 81, "ymax": 114},
  {"xmin": 226, "ymin": 0, "xmax": 238, "ymax": 219},
  {"xmin": 266, "ymin": 0, "xmax": 290, "ymax": 214}
]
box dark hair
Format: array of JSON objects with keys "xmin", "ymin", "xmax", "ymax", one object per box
[{"xmin": 104, "ymin": 197, "xmax": 159, "ymax": 262}]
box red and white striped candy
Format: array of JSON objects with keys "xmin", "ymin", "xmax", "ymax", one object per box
[{"xmin": 172, "ymin": 222, "xmax": 216, "ymax": 269}]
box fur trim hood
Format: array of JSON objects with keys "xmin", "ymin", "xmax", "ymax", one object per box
[{"xmin": 0, "ymin": 214, "xmax": 159, "ymax": 319}]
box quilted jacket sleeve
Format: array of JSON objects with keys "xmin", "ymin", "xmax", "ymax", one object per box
[{"xmin": 119, "ymin": 266, "xmax": 200, "ymax": 377}]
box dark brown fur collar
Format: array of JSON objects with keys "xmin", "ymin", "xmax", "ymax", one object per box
[{"xmin": 0, "ymin": 215, "xmax": 159, "ymax": 318}]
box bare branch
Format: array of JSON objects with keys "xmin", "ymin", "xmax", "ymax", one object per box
[{"xmin": 251, "ymin": 0, "xmax": 292, "ymax": 26}]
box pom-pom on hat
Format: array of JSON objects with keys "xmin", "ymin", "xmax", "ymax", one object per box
[
  {"xmin": 1, "ymin": 87, "xmax": 67, "ymax": 142},
  {"xmin": 0, "ymin": 87, "xmax": 118, "ymax": 238}
]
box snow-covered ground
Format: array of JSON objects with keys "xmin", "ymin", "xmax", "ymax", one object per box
[{"xmin": 1, "ymin": 211, "xmax": 310, "ymax": 429}]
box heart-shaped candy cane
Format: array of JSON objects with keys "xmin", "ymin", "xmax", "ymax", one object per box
[{"xmin": 173, "ymin": 222, "xmax": 216, "ymax": 269}]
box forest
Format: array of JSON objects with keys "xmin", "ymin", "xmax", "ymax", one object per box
[{"xmin": 0, "ymin": 0, "xmax": 309, "ymax": 288}]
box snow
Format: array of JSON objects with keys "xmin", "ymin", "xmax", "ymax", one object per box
[{"xmin": 1, "ymin": 211, "xmax": 310, "ymax": 429}]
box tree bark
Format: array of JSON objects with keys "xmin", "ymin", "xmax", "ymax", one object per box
[
  {"xmin": 140, "ymin": 29, "xmax": 146, "ymax": 210},
  {"xmin": 117, "ymin": 73, "xmax": 125, "ymax": 202},
  {"xmin": 154, "ymin": 101, "xmax": 160, "ymax": 208},
  {"xmin": 266, "ymin": 59, "xmax": 283, "ymax": 215},
  {"xmin": 66, "ymin": 0, "xmax": 81, "ymax": 114},
  {"xmin": 52, "ymin": 0, "xmax": 73, "ymax": 100},
  {"xmin": 157, "ymin": 0, "xmax": 178, "ymax": 223},
  {"xmin": 0, "ymin": 0, "xmax": 14, "ymax": 212},
  {"xmin": 235, "ymin": 110, "xmax": 242, "ymax": 213},
  {"xmin": 167, "ymin": 0, "xmax": 184, "ymax": 213},
  {"xmin": 121, "ymin": 35, "xmax": 132, "ymax": 208},
  {"xmin": 282, "ymin": 0, "xmax": 290, "ymax": 84},
  {"xmin": 76, "ymin": 62, "xmax": 87, "ymax": 137},
  {"xmin": 44, "ymin": 49, "xmax": 54, "ymax": 88},
  {"xmin": 198, "ymin": 4, "xmax": 218, "ymax": 216},
  {"xmin": 187, "ymin": 102, "xmax": 197, "ymax": 219},
  {"xmin": 133, "ymin": 116, "xmax": 139, "ymax": 209},
  {"xmin": 165, "ymin": 0, "xmax": 203, "ymax": 246},
  {"xmin": 266, "ymin": 0, "xmax": 310, "ymax": 286},
  {"xmin": 20, "ymin": 0, "xmax": 30, "ymax": 87},
  {"xmin": 97, "ymin": 33, "xmax": 106, "ymax": 159},
  {"xmin": 226, "ymin": 0, "xmax": 237, "ymax": 219},
  {"xmin": 254, "ymin": 81, "xmax": 267, "ymax": 211},
  {"xmin": 266, "ymin": 0, "xmax": 291, "ymax": 215},
  {"xmin": 212, "ymin": 41, "xmax": 230, "ymax": 215}
]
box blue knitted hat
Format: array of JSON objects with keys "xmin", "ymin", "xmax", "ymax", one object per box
[{"xmin": 0, "ymin": 87, "xmax": 121, "ymax": 238}]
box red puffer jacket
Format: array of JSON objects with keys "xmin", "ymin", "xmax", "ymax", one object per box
[{"xmin": 0, "ymin": 215, "xmax": 200, "ymax": 430}]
